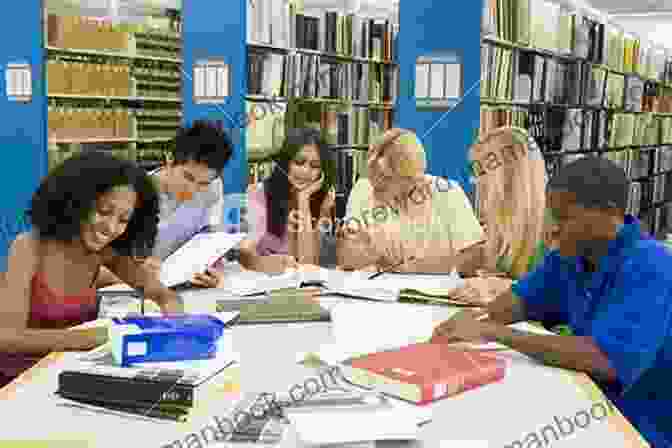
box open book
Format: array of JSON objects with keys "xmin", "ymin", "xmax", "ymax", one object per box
[
  {"xmin": 160, "ymin": 232, "xmax": 246, "ymax": 287},
  {"xmin": 219, "ymin": 267, "xmax": 466, "ymax": 303},
  {"xmin": 98, "ymin": 232, "xmax": 246, "ymax": 291}
]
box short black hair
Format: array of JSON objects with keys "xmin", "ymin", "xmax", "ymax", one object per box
[
  {"xmin": 172, "ymin": 120, "xmax": 234, "ymax": 172},
  {"xmin": 548, "ymin": 156, "xmax": 629, "ymax": 211},
  {"xmin": 26, "ymin": 151, "xmax": 160, "ymax": 256}
]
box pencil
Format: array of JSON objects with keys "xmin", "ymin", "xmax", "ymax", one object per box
[{"xmin": 367, "ymin": 256, "xmax": 417, "ymax": 280}]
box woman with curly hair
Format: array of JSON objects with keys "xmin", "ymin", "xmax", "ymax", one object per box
[
  {"xmin": 0, "ymin": 151, "xmax": 183, "ymax": 388},
  {"xmin": 239, "ymin": 128, "xmax": 337, "ymax": 273}
]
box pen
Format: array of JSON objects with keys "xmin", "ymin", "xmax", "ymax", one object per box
[
  {"xmin": 368, "ymin": 256, "xmax": 417, "ymax": 280},
  {"xmin": 136, "ymin": 286, "xmax": 145, "ymax": 315}
]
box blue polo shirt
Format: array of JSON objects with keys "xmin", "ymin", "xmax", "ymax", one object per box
[{"xmin": 512, "ymin": 215, "xmax": 672, "ymax": 447}]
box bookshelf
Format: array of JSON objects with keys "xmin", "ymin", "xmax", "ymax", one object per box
[
  {"xmin": 480, "ymin": 0, "xmax": 672, "ymax": 237},
  {"xmin": 0, "ymin": 1, "xmax": 184, "ymax": 271},
  {"xmin": 244, "ymin": 0, "xmax": 400, "ymax": 218},
  {"xmin": 45, "ymin": 11, "xmax": 183, "ymax": 172}
]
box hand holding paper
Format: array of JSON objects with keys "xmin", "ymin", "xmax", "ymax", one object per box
[{"xmin": 191, "ymin": 268, "xmax": 222, "ymax": 288}]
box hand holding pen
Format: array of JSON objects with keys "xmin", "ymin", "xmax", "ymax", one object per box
[{"xmin": 368, "ymin": 256, "xmax": 417, "ymax": 280}]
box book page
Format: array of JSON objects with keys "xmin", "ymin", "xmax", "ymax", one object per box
[
  {"xmin": 287, "ymin": 401, "xmax": 429, "ymax": 445},
  {"xmin": 160, "ymin": 232, "xmax": 246, "ymax": 287},
  {"xmin": 328, "ymin": 301, "xmax": 462, "ymax": 358}
]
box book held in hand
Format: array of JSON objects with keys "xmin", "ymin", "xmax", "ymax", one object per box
[{"xmin": 342, "ymin": 342, "xmax": 507, "ymax": 404}]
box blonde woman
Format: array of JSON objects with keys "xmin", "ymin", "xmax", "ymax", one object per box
[
  {"xmin": 451, "ymin": 127, "xmax": 549, "ymax": 303},
  {"xmin": 337, "ymin": 128, "xmax": 485, "ymax": 273}
]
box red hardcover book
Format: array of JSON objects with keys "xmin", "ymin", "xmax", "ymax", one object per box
[{"xmin": 344, "ymin": 343, "xmax": 506, "ymax": 405}]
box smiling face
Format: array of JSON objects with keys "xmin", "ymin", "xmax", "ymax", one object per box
[
  {"xmin": 80, "ymin": 185, "xmax": 138, "ymax": 252},
  {"xmin": 163, "ymin": 160, "xmax": 218, "ymax": 202},
  {"xmin": 287, "ymin": 144, "xmax": 322, "ymax": 191}
]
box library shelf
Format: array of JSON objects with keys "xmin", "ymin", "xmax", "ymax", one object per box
[
  {"xmin": 45, "ymin": 46, "xmax": 182, "ymax": 64},
  {"xmin": 48, "ymin": 93, "xmax": 182, "ymax": 102}
]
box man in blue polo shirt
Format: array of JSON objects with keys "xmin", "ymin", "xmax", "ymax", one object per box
[{"xmin": 432, "ymin": 156, "xmax": 672, "ymax": 447}]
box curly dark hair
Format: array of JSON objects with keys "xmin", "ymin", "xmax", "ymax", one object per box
[
  {"xmin": 26, "ymin": 151, "xmax": 161, "ymax": 256},
  {"xmin": 171, "ymin": 119, "xmax": 234, "ymax": 171},
  {"xmin": 264, "ymin": 128, "xmax": 336, "ymax": 238}
]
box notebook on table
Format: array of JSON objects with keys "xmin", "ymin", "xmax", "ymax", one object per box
[{"xmin": 218, "ymin": 288, "xmax": 330, "ymax": 324}]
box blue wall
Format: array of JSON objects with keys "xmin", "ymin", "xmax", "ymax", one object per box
[
  {"xmin": 0, "ymin": 0, "xmax": 47, "ymax": 271},
  {"xmin": 397, "ymin": 0, "xmax": 480, "ymax": 193},
  {"xmin": 182, "ymin": 0, "xmax": 247, "ymax": 194}
]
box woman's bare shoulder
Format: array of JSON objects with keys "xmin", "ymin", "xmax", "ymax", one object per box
[
  {"xmin": 9, "ymin": 232, "xmax": 39, "ymax": 255},
  {"xmin": 6, "ymin": 232, "xmax": 41, "ymax": 276}
]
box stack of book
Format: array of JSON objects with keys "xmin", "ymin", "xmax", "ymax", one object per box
[
  {"xmin": 56, "ymin": 313, "xmax": 240, "ymax": 421},
  {"xmin": 56, "ymin": 338, "xmax": 238, "ymax": 422}
]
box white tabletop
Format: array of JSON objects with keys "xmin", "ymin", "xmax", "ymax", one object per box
[{"xmin": 0, "ymin": 269, "xmax": 649, "ymax": 448}]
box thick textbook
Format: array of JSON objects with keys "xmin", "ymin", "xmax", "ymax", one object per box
[
  {"xmin": 342, "ymin": 343, "xmax": 507, "ymax": 404},
  {"xmin": 57, "ymin": 337, "xmax": 237, "ymax": 408}
]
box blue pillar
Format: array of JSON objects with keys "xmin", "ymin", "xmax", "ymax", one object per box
[
  {"xmin": 396, "ymin": 1, "xmax": 481, "ymax": 193},
  {"xmin": 182, "ymin": 0, "xmax": 247, "ymax": 194},
  {"xmin": 0, "ymin": 0, "xmax": 47, "ymax": 271}
]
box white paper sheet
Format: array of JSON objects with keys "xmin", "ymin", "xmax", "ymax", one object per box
[
  {"xmin": 287, "ymin": 399, "xmax": 431, "ymax": 445},
  {"xmin": 160, "ymin": 232, "xmax": 246, "ymax": 287},
  {"xmin": 327, "ymin": 301, "xmax": 462, "ymax": 359}
]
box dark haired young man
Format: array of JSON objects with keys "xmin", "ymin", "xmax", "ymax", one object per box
[
  {"xmin": 98, "ymin": 120, "xmax": 234, "ymax": 288},
  {"xmin": 433, "ymin": 156, "xmax": 672, "ymax": 447}
]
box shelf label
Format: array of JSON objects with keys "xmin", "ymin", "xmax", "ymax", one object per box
[
  {"xmin": 194, "ymin": 59, "xmax": 229, "ymax": 104},
  {"xmin": 415, "ymin": 51, "xmax": 462, "ymax": 110},
  {"xmin": 5, "ymin": 62, "xmax": 32, "ymax": 102}
]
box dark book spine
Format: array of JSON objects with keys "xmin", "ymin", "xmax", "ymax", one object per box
[
  {"xmin": 296, "ymin": 14, "xmax": 305, "ymax": 49},
  {"xmin": 58, "ymin": 371, "xmax": 195, "ymax": 407},
  {"xmin": 58, "ymin": 391, "xmax": 189, "ymax": 422}
]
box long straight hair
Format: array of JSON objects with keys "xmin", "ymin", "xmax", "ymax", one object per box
[
  {"xmin": 264, "ymin": 128, "xmax": 336, "ymax": 238},
  {"xmin": 470, "ymin": 127, "xmax": 547, "ymax": 278}
]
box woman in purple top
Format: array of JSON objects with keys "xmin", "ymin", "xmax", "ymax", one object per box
[{"xmin": 239, "ymin": 128, "xmax": 336, "ymax": 273}]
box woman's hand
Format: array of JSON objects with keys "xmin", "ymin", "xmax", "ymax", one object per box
[
  {"xmin": 260, "ymin": 254, "xmax": 299, "ymax": 274},
  {"xmin": 70, "ymin": 326, "xmax": 109, "ymax": 350},
  {"xmin": 320, "ymin": 186, "xmax": 336, "ymax": 217},
  {"xmin": 295, "ymin": 173, "xmax": 325, "ymax": 204},
  {"xmin": 450, "ymin": 276, "xmax": 513, "ymax": 305},
  {"xmin": 191, "ymin": 267, "xmax": 223, "ymax": 288},
  {"xmin": 158, "ymin": 292, "xmax": 185, "ymax": 314},
  {"xmin": 142, "ymin": 256, "xmax": 162, "ymax": 278}
]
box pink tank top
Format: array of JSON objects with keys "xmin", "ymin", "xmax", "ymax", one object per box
[{"xmin": 0, "ymin": 268, "xmax": 99, "ymax": 380}]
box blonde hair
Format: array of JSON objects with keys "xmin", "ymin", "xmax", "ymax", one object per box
[
  {"xmin": 369, "ymin": 128, "xmax": 426, "ymax": 180},
  {"xmin": 470, "ymin": 127, "xmax": 547, "ymax": 278}
]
